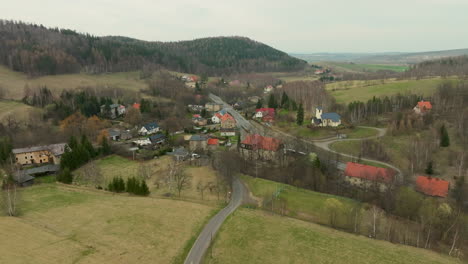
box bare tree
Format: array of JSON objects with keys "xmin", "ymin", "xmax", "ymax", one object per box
[
  {"xmin": 138, "ymin": 164, "xmax": 153, "ymax": 180},
  {"xmin": 197, "ymin": 181, "xmax": 207, "ymax": 200},
  {"xmin": 77, "ymin": 161, "xmax": 103, "ymax": 186},
  {"xmin": 174, "ymin": 169, "xmax": 191, "ymax": 197}
]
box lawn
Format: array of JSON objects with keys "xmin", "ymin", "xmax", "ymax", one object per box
[
  {"xmin": 275, "ymin": 122, "xmax": 377, "ymax": 140},
  {"xmin": 0, "ymin": 66, "xmax": 147, "ymax": 99},
  {"xmin": 326, "ymin": 78, "xmax": 459, "ymax": 104},
  {"xmin": 205, "ymin": 208, "xmax": 459, "ymax": 264},
  {"xmin": 340, "ymin": 126, "xmax": 378, "ymax": 139},
  {"xmin": 0, "ymin": 184, "xmax": 215, "ymax": 264},
  {"xmin": 330, "ymin": 62, "xmax": 409, "ymax": 73},
  {"xmin": 240, "ymin": 175, "xmax": 358, "ymax": 225},
  {"xmin": 0, "ymin": 100, "xmax": 40, "ymax": 124}
]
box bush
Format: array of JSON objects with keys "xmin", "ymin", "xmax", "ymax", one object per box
[
  {"xmin": 57, "ymin": 167, "xmax": 73, "ymax": 184},
  {"xmin": 108, "ymin": 177, "xmax": 125, "ymax": 193}
]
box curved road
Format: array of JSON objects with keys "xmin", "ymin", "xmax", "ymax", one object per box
[{"xmin": 184, "ymin": 177, "xmax": 246, "ymax": 264}]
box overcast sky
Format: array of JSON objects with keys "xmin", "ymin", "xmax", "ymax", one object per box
[{"xmin": 2, "ymin": 0, "xmax": 468, "ymax": 53}]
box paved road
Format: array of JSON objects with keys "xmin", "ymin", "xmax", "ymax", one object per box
[
  {"xmin": 184, "ymin": 177, "xmax": 246, "ymax": 264},
  {"xmin": 209, "ymin": 93, "xmax": 256, "ymax": 135}
]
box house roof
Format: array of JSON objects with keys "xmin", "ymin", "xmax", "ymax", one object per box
[
  {"xmin": 193, "ymin": 114, "xmax": 201, "ymax": 118},
  {"xmin": 108, "ymin": 129, "xmax": 121, "ymax": 137},
  {"xmin": 417, "ymin": 101, "xmax": 432, "ymax": 110},
  {"xmin": 149, "ymin": 134, "xmax": 166, "ymax": 142},
  {"xmin": 207, "ymin": 138, "xmax": 219, "ymax": 145},
  {"xmin": 415, "ymin": 175, "xmax": 449, "ymax": 197},
  {"xmin": 344, "ymin": 162, "xmax": 396, "ymax": 184},
  {"xmin": 143, "ymin": 122, "xmax": 159, "ymax": 131},
  {"xmin": 190, "ymin": 135, "xmax": 208, "ymax": 141},
  {"xmin": 12, "ymin": 143, "xmax": 68, "ymax": 156},
  {"xmin": 321, "ymin": 112, "xmax": 341, "ymax": 122},
  {"xmin": 241, "ymin": 134, "xmax": 282, "ymax": 151},
  {"xmin": 168, "ymin": 147, "xmax": 190, "ymax": 157},
  {"xmin": 133, "ymin": 103, "xmax": 141, "ymax": 109},
  {"xmin": 256, "ymin": 108, "xmax": 275, "ymax": 117},
  {"xmin": 220, "ymin": 113, "xmax": 235, "ymax": 122}
]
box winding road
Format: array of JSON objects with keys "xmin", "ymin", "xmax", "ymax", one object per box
[{"xmin": 183, "ymin": 177, "xmax": 246, "ymax": 264}]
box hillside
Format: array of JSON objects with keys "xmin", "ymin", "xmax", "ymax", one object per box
[
  {"xmin": 205, "ymin": 209, "xmax": 459, "ymax": 264},
  {"xmin": 0, "ymin": 20, "xmax": 306, "ymax": 76}
]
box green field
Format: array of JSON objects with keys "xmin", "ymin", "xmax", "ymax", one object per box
[
  {"xmin": 0, "ymin": 184, "xmax": 214, "ymax": 264},
  {"xmin": 326, "ymin": 78, "xmax": 457, "ymax": 104},
  {"xmin": 274, "ymin": 121, "xmax": 378, "ymax": 140},
  {"xmin": 0, "ymin": 100, "xmax": 39, "ymax": 123},
  {"xmin": 241, "ymin": 175, "xmax": 358, "ymax": 225},
  {"xmin": 0, "ymin": 66, "xmax": 147, "ymax": 99},
  {"xmin": 328, "ymin": 62, "xmax": 409, "ymax": 73},
  {"xmin": 205, "ymin": 208, "xmax": 459, "ymax": 264}
]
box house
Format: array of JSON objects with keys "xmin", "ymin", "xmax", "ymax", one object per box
[
  {"xmin": 315, "ymin": 69, "xmax": 325, "ymax": 75},
  {"xmin": 101, "ymin": 104, "xmax": 126, "ymax": 119},
  {"xmin": 264, "ymin": 85, "xmax": 274, "ymax": 93},
  {"xmin": 13, "ymin": 143, "xmax": 68, "ymax": 166},
  {"xmin": 188, "ymin": 104, "xmax": 205, "ymax": 112},
  {"xmin": 167, "ymin": 147, "xmax": 190, "ymax": 161},
  {"xmin": 240, "ymin": 134, "xmax": 283, "ymax": 161},
  {"xmin": 132, "ymin": 103, "xmax": 141, "ymax": 110},
  {"xmin": 220, "ymin": 113, "xmax": 237, "ymax": 136},
  {"xmin": 139, "ymin": 122, "xmax": 160, "ymax": 135},
  {"xmin": 192, "ymin": 117, "xmax": 208, "ymax": 126},
  {"xmin": 207, "ymin": 138, "xmax": 219, "ymax": 149},
  {"xmin": 312, "ymin": 107, "xmax": 341, "ymax": 127},
  {"xmin": 413, "ymin": 101, "xmax": 433, "ymax": 115},
  {"xmin": 133, "ymin": 138, "xmax": 152, "ymax": 147},
  {"xmin": 211, "ymin": 109, "xmax": 227, "ymax": 124},
  {"xmin": 344, "ymin": 162, "xmax": 396, "ymax": 192},
  {"xmin": 415, "ymin": 175, "xmax": 449, "ymax": 198},
  {"xmin": 205, "ymin": 102, "xmax": 223, "ymax": 112},
  {"xmin": 108, "ymin": 129, "xmax": 122, "ymax": 141},
  {"xmin": 189, "ymin": 135, "xmax": 209, "ymax": 151},
  {"xmin": 254, "ymin": 108, "xmax": 275, "ymax": 122},
  {"xmin": 149, "ymin": 134, "xmax": 166, "ymax": 145}
]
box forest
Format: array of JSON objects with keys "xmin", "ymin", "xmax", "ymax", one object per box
[{"xmin": 0, "ymin": 20, "xmax": 306, "ymax": 76}]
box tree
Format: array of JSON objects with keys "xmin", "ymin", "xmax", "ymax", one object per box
[
  {"xmin": 100, "ymin": 137, "xmax": 111, "ymax": 155},
  {"xmin": 108, "ymin": 177, "xmax": 125, "ymax": 193},
  {"xmin": 394, "ymin": 187, "xmax": 423, "ymax": 220},
  {"xmin": 1, "ymin": 171, "xmax": 19, "ymax": 216},
  {"xmin": 296, "ymin": 103, "xmax": 304, "ymax": 126},
  {"xmin": 139, "ymin": 179, "xmax": 150, "ymax": 196},
  {"xmin": 174, "ymin": 169, "xmax": 191, "ymax": 197},
  {"xmin": 124, "ymin": 107, "xmax": 142, "ymax": 127},
  {"xmin": 268, "ymin": 94, "xmax": 277, "ymax": 109},
  {"xmin": 57, "ymin": 168, "xmax": 73, "ymax": 184},
  {"xmin": 0, "ymin": 137, "xmax": 12, "ymax": 165},
  {"xmin": 256, "ymin": 99, "xmax": 263, "ymax": 109},
  {"xmin": 440, "ymin": 124, "xmax": 450, "ymax": 147},
  {"xmin": 324, "ymin": 198, "xmax": 343, "ymax": 228},
  {"xmin": 425, "ymin": 161, "xmax": 434, "ymax": 175},
  {"xmin": 197, "ymin": 181, "xmax": 207, "ymax": 200},
  {"xmin": 280, "ymin": 91, "xmax": 289, "ymax": 108}
]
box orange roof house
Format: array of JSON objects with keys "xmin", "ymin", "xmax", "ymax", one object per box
[
  {"xmin": 241, "ymin": 134, "xmax": 282, "ymax": 152},
  {"xmin": 344, "ymin": 162, "xmax": 396, "ymax": 184},
  {"xmin": 414, "ymin": 101, "xmax": 432, "ymax": 114},
  {"xmin": 132, "ymin": 103, "xmax": 141, "ymax": 110},
  {"xmin": 415, "ymin": 175, "xmax": 449, "ymax": 197},
  {"xmin": 207, "ymin": 138, "xmax": 219, "ymax": 145}
]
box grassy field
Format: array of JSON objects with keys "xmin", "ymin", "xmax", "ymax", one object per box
[
  {"xmin": 274, "ymin": 121, "xmax": 378, "ymax": 140},
  {"xmin": 0, "ymin": 99, "xmax": 40, "ymax": 123},
  {"xmin": 241, "ymin": 175, "xmax": 358, "ymax": 225},
  {"xmin": 75, "ymin": 155, "xmax": 223, "ymax": 202},
  {"xmin": 0, "ymin": 184, "xmax": 215, "ymax": 264},
  {"xmin": 205, "ymin": 208, "xmax": 460, "ymax": 264},
  {"xmin": 326, "ymin": 78, "xmax": 458, "ymax": 104},
  {"xmin": 327, "ymin": 62, "xmax": 409, "ymax": 73},
  {"xmin": 0, "ymin": 66, "xmax": 147, "ymax": 99}
]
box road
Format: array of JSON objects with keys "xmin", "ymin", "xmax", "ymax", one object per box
[
  {"xmin": 209, "ymin": 93, "xmax": 256, "ymax": 135},
  {"xmin": 184, "ymin": 177, "xmax": 246, "ymax": 264}
]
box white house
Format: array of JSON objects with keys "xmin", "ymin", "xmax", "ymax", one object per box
[
  {"xmin": 133, "ymin": 138, "xmax": 152, "ymax": 147},
  {"xmin": 211, "ymin": 109, "xmax": 227, "ymax": 124},
  {"xmin": 264, "ymin": 85, "xmax": 273, "ymax": 93},
  {"xmin": 139, "ymin": 122, "xmax": 160, "ymax": 135},
  {"xmin": 312, "ymin": 107, "xmax": 341, "ymax": 127}
]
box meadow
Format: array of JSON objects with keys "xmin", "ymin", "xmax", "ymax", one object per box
[
  {"xmin": 0, "ymin": 184, "xmax": 215, "ymax": 264},
  {"xmin": 205, "ymin": 208, "xmax": 460, "ymax": 264},
  {"xmin": 0, "ymin": 100, "xmax": 40, "ymax": 124},
  {"xmin": 327, "ymin": 62, "xmax": 409, "ymax": 73}
]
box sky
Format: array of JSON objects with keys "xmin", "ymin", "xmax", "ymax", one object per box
[{"xmin": 2, "ymin": 0, "xmax": 468, "ymax": 53}]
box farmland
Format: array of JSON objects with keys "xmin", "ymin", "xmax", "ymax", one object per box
[
  {"xmin": 0, "ymin": 100, "xmax": 40, "ymax": 124},
  {"xmin": 0, "ymin": 184, "xmax": 215, "ymax": 264},
  {"xmin": 326, "ymin": 62, "xmax": 409, "ymax": 73},
  {"xmin": 205, "ymin": 208, "xmax": 459, "ymax": 264}
]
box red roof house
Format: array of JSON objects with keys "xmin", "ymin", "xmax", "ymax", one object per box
[
  {"xmin": 414, "ymin": 101, "xmax": 432, "ymax": 114},
  {"xmin": 415, "ymin": 175, "xmax": 449, "ymax": 197},
  {"xmin": 207, "ymin": 138, "xmax": 219, "ymax": 145},
  {"xmin": 132, "ymin": 103, "xmax": 141, "ymax": 110},
  {"xmin": 344, "ymin": 162, "xmax": 396, "ymax": 184},
  {"xmin": 193, "ymin": 114, "xmax": 201, "ymax": 118},
  {"xmin": 241, "ymin": 134, "xmax": 282, "ymax": 151}
]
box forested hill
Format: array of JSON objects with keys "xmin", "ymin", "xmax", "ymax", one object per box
[
  {"xmin": 0, "ymin": 20, "xmax": 306, "ymax": 76},
  {"xmin": 403, "ymin": 55, "xmax": 468, "ymax": 78}
]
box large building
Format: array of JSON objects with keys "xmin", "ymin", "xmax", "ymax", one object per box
[
  {"xmin": 240, "ymin": 134, "xmax": 283, "ymax": 161},
  {"xmin": 312, "ymin": 107, "xmax": 341, "ymax": 127},
  {"xmin": 13, "ymin": 143, "xmax": 68, "ymax": 166},
  {"xmin": 344, "ymin": 162, "xmax": 396, "ymax": 192},
  {"xmin": 220, "ymin": 113, "xmax": 237, "ymax": 136},
  {"xmin": 415, "ymin": 175, "xmax": 449, "ymax": 197}
]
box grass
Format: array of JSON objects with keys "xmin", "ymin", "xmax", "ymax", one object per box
[
  {"xmin": 328, "ymin": 62, "xmax": 409, "ymax": 73},
  {"xmin": 240, "ymin": 175, "xmax": 358, "ymax": 225},
  {"xmin": 0, "ymin": 100, "xmax": 40, "ymax": 123},
  {"xmin": 326, "ymin": 78, "xmax": 459, "ymax": 104},
  {"xmin": 0, "ymin": 66, "xmax": 147, "ymax": 99},
  {"xmin": 205, "ymin": 208, "xmax": 460, "ymax": 264},
  {"xmin": 340, "ymin": 126, "xmax": 378, "ymax": 139},
  {"xmin": 0, "ymin": 183, "xmax": 215, "ymax": 264},
  {"xmin": 275, "ymin": 122, "xmax": 377, "ymax": 140}
]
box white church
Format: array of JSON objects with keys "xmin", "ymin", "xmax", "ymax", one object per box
[{"xmin": 312, "ymin": 107, "xmax": 342, "ymax": 127}]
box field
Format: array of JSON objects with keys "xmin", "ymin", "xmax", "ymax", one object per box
[
  {"xmin": 0, "ymin": 66, "xmax": 147, "ymax": 99},
  {"xmin": 75, "ymin": 155, "xmax": 222, "ymax": 202},
  {"xmin": 0, "ymin": 100, "xmax": 39, "ymax": 123},
  {"xmin": 326, "ymin": 62, "xmax": 409, "ymax": 73},
  {"xmin": 0, "ymin": 184, "xmax": 215, "ymax": 264},
  {"xmin": 205, "ymin": 208, "xmax": 460, "ymax": 264},
  {"xmin": 240, "ymin": 175, "xmax": 358, "ymax": 225},
  {"xmin": 326, "ymin": 78, "xmax": 458, "ymax": 104}
]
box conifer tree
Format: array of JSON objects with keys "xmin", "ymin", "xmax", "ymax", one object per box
[
  {"xmin": 280, "ymin": 91, "xmax": 289, "ymax": 108},
  {"xmin": 101, "ymin": 137, "xmax": 111, "ymax": 155},
  {"xmin": 425, "ymin": 161, "xmax": 434, "ymax": 175},
  {"xmin": 57, "ymin": 168, "xmax": 73, "ymax": 184},
  {"xmin": 268, "ymin": 94, "xmax": 277, "ymax": 109},
  {"xmin": 440, "ymin": 124, "xmax": 450, "ymax": 147},
  {"xmin": 296, "ymin": 103, "xmax": 304, "ymax": 126},
  {"xmin": 256, "ymin": 99, "xmax": 263, "ymax": 109}
]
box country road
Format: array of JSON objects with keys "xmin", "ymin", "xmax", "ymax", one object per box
[{"xmin": 183, "ymin": 177, "xmax": 246, "ymax": 264}]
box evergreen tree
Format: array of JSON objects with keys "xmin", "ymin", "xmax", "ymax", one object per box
[
  {"xmin": 280, "ymin": 91, "xmax": 289, "ymax": 108},
  {"xmin": 201, "ymin": 108, "xmax": 207, "ymax": 118},
  {"xmin": 0, "ymin": 137, "xmax": 12, "ymax": 165},
  {"xmin": 195, "ymin": 82, "xmax": 202, "ymax": 93},
  {"xmin": 425, "ymin": 161, "xmax": 434, "ymax": 175},
  {"xmin": 452, "ymin": 176, "xmax": 465, "ymax": 206},
  {"xmin": 69, "ymin": 135, "xmax": 78, "ymax": 150},
  {"xmin": 291, "ymin": 100, "xmax": 298, "ymax": 111},
  {"xmin": 256, "ymin": 99, "xmax": 263, "ymax": 109},
  {"xmin": 101, "ymin": 137, "xmax": 111, "ymax": 155},
  {"xmin": 296, "ymin": 103, "xmax": 304, "ymax": 126},
  {"xmin": 57, "ymin": 168, "xmax": 73, "ymax": 184},
  {"xmin": 440, "ymin": 124, "xmax": 450, "ymax": 147},
  {"xmin": 139, "ymin": 180, "xmax": 150, "ymax": 196},
  {"xmin": 81, "ymin": 135, "xmax": 96, "ymax": 158},
  {"xmin": 126, "ymin": 177, "xmax": 137, "ymax": 194},
  {"xmin": 268, "ymin": 94, "xmax": 277, "ymax": 109}
]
